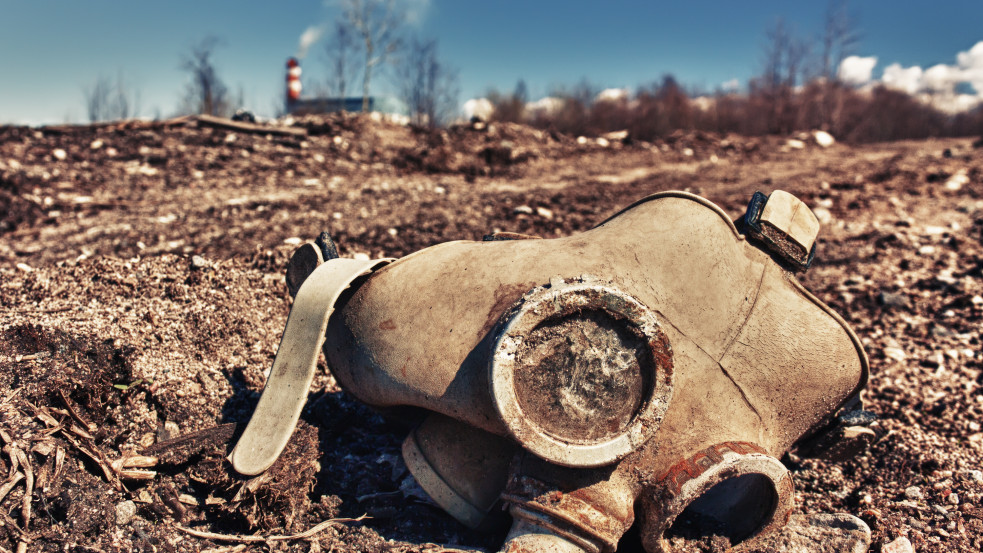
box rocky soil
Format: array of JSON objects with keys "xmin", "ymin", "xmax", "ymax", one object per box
[{"xmin": 1, "ymin": 113, "xmax": 982, "ymax": 552}]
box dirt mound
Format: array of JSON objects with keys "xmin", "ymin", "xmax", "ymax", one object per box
[{"xmin": 1, "ymin": 115, "xmax": 982, "ymax": 551}]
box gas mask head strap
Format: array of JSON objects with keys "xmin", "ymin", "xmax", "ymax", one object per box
[{"xmin": 230, "ymin": 256, "xmax": 392, "ymax": 476}]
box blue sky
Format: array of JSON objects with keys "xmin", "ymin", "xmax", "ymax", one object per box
[{"xmin": 2, "ymin": 0, "xmax": 983, "ymax": 125}]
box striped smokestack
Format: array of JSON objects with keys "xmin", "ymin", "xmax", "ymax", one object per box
[{"xmin": 286, "ymin": 58, "xmax": 302, "ymax": 103}]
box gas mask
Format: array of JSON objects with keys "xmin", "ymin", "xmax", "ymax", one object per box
[{"xmin": 230, "ymin": 191, "xmax": 870, "ymax": 553}]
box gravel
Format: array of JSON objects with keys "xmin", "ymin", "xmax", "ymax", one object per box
[{"xmin": 1, "ymin": 115, "xmax": 982, "ymax": 551}]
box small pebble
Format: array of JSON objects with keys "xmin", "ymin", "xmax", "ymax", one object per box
[
  {"xmin": 813, "ymin": 206, "xmax": 833, "ymax": 225},
  {"xmin": 157, "ymin": 421, "xmax": 180, "ymax": 442},
  {"xmin": 884, "ymin": 347, "xmax": 907, "ymax": 363},
  {"xmin": 748, "ymin": 513, "xmax": 871, "ymax": 552},
  {"xmin": 882, "ymin": 536, "xmax": 914, "ymax": 553},
  {"xmin": 945, "ymin": 170, "xmax": 969, "ymax": 191},
  {"xmin": 904, "ymin": 486, "xmax": 923, "ymax": 500},
  {"xmin": 878, "ymin": 291, "xmax": 910, "ymax": 309},
  {"xmin": 115, "ymin": 500, "xmax": 136, "ymax": 526},
  {"xmin": 957, "ymin": 470, "xmax": 983, "ymax": 484}
]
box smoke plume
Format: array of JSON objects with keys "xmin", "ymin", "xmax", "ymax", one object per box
[{"xmin": 297, "ymin": 25, "xmax": 325, "ymax": 60}]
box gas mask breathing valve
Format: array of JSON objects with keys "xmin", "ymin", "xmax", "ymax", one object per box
[{"xmin": 231, "ymin": 190, "xmax": 871, "ymax": 553}]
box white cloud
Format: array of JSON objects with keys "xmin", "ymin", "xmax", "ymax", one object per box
[
  {"xmin": 881, "ymin": 63, "xmax": 923, "ymax": 95},
  {"xmin": 956, "ymin": 41, "xmax": 983, "ymax": 94},
  {"xmin": 956, "ymin": 41, "xmax": 983, "ymax": 68},
  {"xmin": 692, "ymin": 96, "xmax": 715, "ymax": 111},
  {"xmin": 874, "ymin": 41, "xmax": 983, "ymax": 111},
  {"xmin": 915, "ymin": 92, "xmax": 981, "ymax": 114},
  {"xmin": 595, "ymin": 88, "xmax": 629, "ymax": 103},
  {"xmin": 951, "ymin": 94, "xmax": 982, "ymax": 112},
  {"xmin": 921, "ymin": 63, "xmax": 960, "ymax": 93},
  {"xmin": 526, "ymin": 97, "xmax": 565, "ymax": 117},
  {"xmin": 463, "ymin": 98, "xmax": 494, "ymax": 121},
  {"xmin": 720, "ymin": 78, "xmax": 740, "ymax": 91},
  {"xmin": 838, "ymin": 55, "xmax": 878, "ymax": 86}
]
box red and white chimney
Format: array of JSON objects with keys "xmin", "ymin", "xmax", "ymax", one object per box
[{"xmin": 286, "ymin": 58, "xmax": 302, "ymax": 103}]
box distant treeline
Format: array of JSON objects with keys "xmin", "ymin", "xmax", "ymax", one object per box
[{"xmin": 484, "ymin": 77, "xmax": 983, "ymax": 144}]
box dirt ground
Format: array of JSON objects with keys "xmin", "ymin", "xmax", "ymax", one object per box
[{"xmin": 1, "ymin": 113, "xmax": 982, "ymax": 552}]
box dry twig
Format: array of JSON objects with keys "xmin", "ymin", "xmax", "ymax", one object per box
[
  {"xmin": 0, "ymin": 388, "xmax": 22, "ymax": 406},
  {"xmin": 194, "ymin": 114, "xmax": 307, "ymax": 137},
  {"xmin": 30, "ymin": 404, "xmax": 59, "ymax": 427},
  {"xmin": 0, "ymin": 510, "xmax": 26, "ymax": 540},
  {"xmin": 200, "ymin": 546, "xmax": 247, "ymax": 553},
  {"xmin": 56, "ymin": 389, "xmax": 96, "ymax": 432},
  {"xmin": 0, "ymin": 472, "xmax": 24, "ymax": 503},
  {"xmin": 175, "ymin": 514, "xmax": 369, "ymax": 543},
  {"xmin": 8, "ymin": 306, "xmax": 73, "ymax": 315},
  {"xmin": 12, "ymin": 449, "xmax": 33, "ymax": 553},
  {"xmin": 142, "ymin": 422, "xmax": 237, "ymax": 456},
  {"xmin": 59, "ymin": 432, "xmax": 120, "ymax": 490},
  {"xmin": 111, "ymin": 452, "xmax": 159, "ymax": 480},
  {"xmin": 53, "ymin": 447, "xmax": 65, "ymax": 484},
  {"xmin": 39, "ymin": 423, "xmax": 66, "ymax": 437}
]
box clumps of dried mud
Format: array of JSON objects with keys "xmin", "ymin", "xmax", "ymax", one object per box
[{"xmin": 1, "ymin": 113, "xmax": 982, "ymax": 551}]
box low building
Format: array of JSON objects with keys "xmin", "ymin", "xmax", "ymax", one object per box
[{"xmin": 284, "ymin": 58, "xmax": 406, "ymax": 117}]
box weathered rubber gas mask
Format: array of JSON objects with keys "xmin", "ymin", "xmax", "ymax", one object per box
[{"xmin": 231, "ymin": 191, "xmax": 871, "ymax": 553}]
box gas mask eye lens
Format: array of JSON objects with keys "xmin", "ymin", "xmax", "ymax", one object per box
[
  {"xmin": 512, "ymin": 309, "xmax": 649, "ymax": 444},
  {"xmin": 490, "ymin": 276, "xmax": 675, "ymax": 468}
]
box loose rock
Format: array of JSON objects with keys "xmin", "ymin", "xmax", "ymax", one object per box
[
  {"xmin": 747, "ymin": 513, "xmax": 871, "ymax": 553},
  {"xmin": 115, "ymin": 500, "xmax": 136, "ymax": 526},
  {"xmin": 882, "ymin": 536, "xmax": 914, "ymax": 553},
  {"xmin": 878, "ymin": 291, "xmax": 910, "ymax": 309}
]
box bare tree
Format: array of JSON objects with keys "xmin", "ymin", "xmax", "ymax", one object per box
[
  {"xmin": 179, "ymin": 36, "xmax": 231, "ymax": 117},
  {"xmin": 395, "ymin": 37, "xmax": 459, "ymax": 127},
  {"xmin": 818, "ymin": 0, "xmax": 861, "ymax": 133},
  {"xmin": 820, "ymin": 0, "xmax": 860, "ymax": 81},
  {"xmin": 84, "ymin": 76, "xmax": 112, "ymax": 123},
  {"xmin": 756, "ymin": 18, "xmax": 811, "ymax": 134},
  {"xmin": 488, "ymin": 80, "xmax": 530, "ymax": 123},
  {"xmin": 761, "ymin": 18, "xmax": 810, "ymax": 90},
  {"xmin": 338, "ymin": 0, "xmax": 403, "ymax": 112},
  {"xmin": 84, "ymin": 72, "xmax": 139, "ymax": 122},
  {"xmin": 322, "ymin": 21, "xmax": 361, "ymax": 100},
  {"xmin": 531, "ymin": 79, "xmax": 595, "ymax": 136}
]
